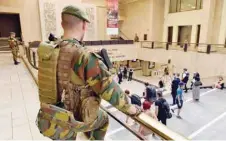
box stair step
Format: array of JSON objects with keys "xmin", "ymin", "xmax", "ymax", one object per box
[{"xmin": 0, "ymin": 46, "xmax": 11, "ymax": 51}]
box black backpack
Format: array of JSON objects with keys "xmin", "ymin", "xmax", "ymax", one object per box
[
  {"xmin": 130, "ymin": 94, "xmax": 141, "ymax": 106},
  {"xmin": 160, "ymin": 99, "xmax": 172, "ymax": 119},
  {"xmin": 146, "ymin": 86, "xmax": 157, "ymax": 102}
]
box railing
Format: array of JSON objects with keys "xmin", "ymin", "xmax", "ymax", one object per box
[
  {"xmin": 141, "ymin": 41, "xmax": 226, "ymax": 54},
  {"xmin": 22, "ymin": 41, "xmax": 188, "ymax": 141}
]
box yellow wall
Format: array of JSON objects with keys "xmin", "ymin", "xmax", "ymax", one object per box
[
  {"xmin": 0, "ymin": 0, "xmax": 109, "ymax": 42},
  {"xmin": 120, "ymin": 0, "xmax": 151, "ymax": 41},
  {"xmin": 120, "ymin": 0, "xmax": 165, "ymax": 41},
  {"xmin": 0, "ymin": 0, "xmax": 42, "ymax": 42}
]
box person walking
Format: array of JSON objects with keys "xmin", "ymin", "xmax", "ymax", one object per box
[
  {"xmin": 171, "ymin": 82, "xmax": 184, "ymax": 119},
  {"xmin": 125, "ymin": 90, "xmax": 132, "ymax": 124},
  {"xmin": 144, "ymin": 83, "xmax": 157, "ymax": 105},
  {"xmin": 36, "ymin": 5, "xmax": 141, "ymax": 140},
  {"xmin": 118, "ymin": 71, "xmax": 123, "ymax": 84},
  {"xmin": 192, "ymin": 76, "xmax": 202, "ymax": 101},
  {"xmin": 155, "ymin": 91, "xmax": 168, "ymax": 125},
  {"xmin": 139, "ymin": 100, "xmax": 157, "ymax": 138},
  {"xmin": 171, "ymin": 74, "xmax": 180, "ymax": 105},
  {"xmin": 123, "ymin": 66, "xmax": 127, "ymax": 79},
  {"xmin": 128, "ymin": 68, "xmax": 134, "ymax": 81},
  {"xmin": 182, "ymin": 72, "xmax": 189, "ymax": 93}
]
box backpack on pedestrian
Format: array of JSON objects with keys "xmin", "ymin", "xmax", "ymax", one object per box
[
  {"xmin": 130, "ymin": 94, "xmax": 142, "ymax": 106},
  {"xmin": 146, "ymin": 86, "xmax": 157, "ymax": 102},
  {"xmin": 160, "ymin": 99, "xmax": 172, "ymax": 119}
]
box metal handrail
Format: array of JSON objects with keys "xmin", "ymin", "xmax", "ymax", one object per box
[
  {"xmin": 141, "ymin": 41, "xmax": 226, "ymax": 47},
  {"xmin": 22, "ymin": 44, "xmax": 189, "ymax": 141}
]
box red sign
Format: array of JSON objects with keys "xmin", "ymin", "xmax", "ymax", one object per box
[{"xmin": 107, "ymin": 0, "xmax": 118, "ymax": 35}]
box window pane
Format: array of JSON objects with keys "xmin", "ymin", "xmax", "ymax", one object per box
[
  {"xmin": 180, "ymin": 0, "xmax": 197, "ymax": 11},
  {"xmin": 169, "ymin": 0, "xmax": 177, "ymax": 13}
]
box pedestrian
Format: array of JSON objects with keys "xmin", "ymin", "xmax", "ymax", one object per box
[
  {"xmin": 8, "ymin": 32, "xmax": 22, "ymax": 65},
  {"xmin": 171, "ymin": 75, "xmax": 180, "ymax": 105},
  {"xmin": 139, "ymin": 100, "xmax": 157, "ymax": 138},
  {"xmin": 118, "ymin": 71, "xmax": 123, "ymax": 84},
  {"xmin": 171, "ymin": 82, "xmax": 184, "ymax": 119},
  {"xmin": 182, "ymin": 72, "xmax": 189, "ymax": 93},
  {"xmin": 125, "ymin": 90, "xmax": 131, "ymax": 124},
  {"xmin": 144, "ymin": 82, "xmax": 157, "ymax": 104},
  {"xmin": 155, "ymin": 91, "xmax": 168, "ymax": 125},
  {"xmin": 36, "ymin": 5, "xmax": 142, "ymax": 140},
  {"xmin": 182, "ymin": 68, "xmax": 188, "ymax": 80},
  {"xmin": 192, "ymin": 76, "xmax": 202, "ymax": 101},
  {"xmin": 128, "ymin": 68, "xmax": 134, "ymax": 81},
  {"xmin": 191, "ymin": 72, "xmax": 197, "ymax": 88},
  {"xmin": 134, "ymin": 33, "xmax": 139, "ymax": 42},
  {"xmin": 123, "ymin": 66, "xmax": 127, "ymax": 79}
]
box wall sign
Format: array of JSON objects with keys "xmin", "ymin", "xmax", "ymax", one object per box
[{"xmin": 107, "ymin": 0, "xmax": 118, "ymax": 35}]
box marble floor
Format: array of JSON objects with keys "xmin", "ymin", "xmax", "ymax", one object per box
[{"xmin": 1, "ymin": 53, "xmax": 226, "ymax": 140}]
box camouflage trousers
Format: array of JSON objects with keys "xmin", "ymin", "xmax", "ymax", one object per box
[
  {"xmin": 11, "ymin": 48, "xmax": 19, "ymax": 63},
  {"xmin": 36, "ymin": 103, "xmax": 109, "ymax": 140}
]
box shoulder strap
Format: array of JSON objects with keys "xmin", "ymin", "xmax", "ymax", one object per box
[{"xmin": 69, "ymin": 43, "xmax": 86, "ymax": 86}]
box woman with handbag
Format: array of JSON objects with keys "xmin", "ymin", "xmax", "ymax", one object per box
[{"xmin": 192, "ymin": 76, "xmax": 202, "ymax": 101}]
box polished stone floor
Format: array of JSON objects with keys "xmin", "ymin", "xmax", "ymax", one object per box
[{"xmin": 1, "ymin": 53, "xmax": 226, "ymax": 140}]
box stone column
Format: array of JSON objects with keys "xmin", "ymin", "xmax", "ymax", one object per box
[
  {"xmin": 199, "ymin": 0, "xmax": 216, "ymax": 44},
  {"xmin": 142, "ymin": 61, "xmax": 150, "ymax": 76},
  {"xmin": 172, "ymin": 26, "xmax": 178, "ymax": 47},
  {"xmin": 218, "ymin": 0, "xmax": 226, "ymax": 44},
  {"xmin": 191, "ymin": 25, "xmax": 198, "ymax": 47}
]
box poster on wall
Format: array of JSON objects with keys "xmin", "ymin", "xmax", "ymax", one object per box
[{"xmin": 107, "ymin": 0, "xmax": 118, "ymax": 35}]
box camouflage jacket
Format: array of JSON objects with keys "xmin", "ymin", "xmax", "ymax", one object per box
[
  {"xmin": 70, "ymin": 40, "xmax": 139, "ymax": 116},
  {"xmin": 8, "ymin": 37, "xmax": 19, "ymax": 49}
]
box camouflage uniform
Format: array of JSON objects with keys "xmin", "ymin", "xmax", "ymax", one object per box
[
  {"xmin": 37, "ymin": 6, "xmax": 141, "ymax": 140},
  {"xmin": 8, "ymin": 32, "xmax": 20, "ymax": 65}
]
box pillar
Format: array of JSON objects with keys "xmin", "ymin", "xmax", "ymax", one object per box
[
  {"xmin": 172, "ymin": 26, "xmax": 178, "ymax": 47},
  {"xmin": 199, "ymin": 0, "xmax": 216, "ymax": 44},
  {"xmin": 218, "ymin": 0, "xmax": 226, "ymax": 44},
  {"xmin": 191, "ymin": 25, "xmax": 198, "ymax": 47},
  {"xmin": 142, "ymin": 61, "xmax": 150, "ymax": 76}
]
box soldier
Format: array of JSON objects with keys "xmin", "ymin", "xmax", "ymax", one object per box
[
  {"xmin": 37, "ymin": 5, "xmax": 141, "ymax": 140},
  {"xmin": 8, "ymin": 32, "xmax": 20, "ymax": 65}
]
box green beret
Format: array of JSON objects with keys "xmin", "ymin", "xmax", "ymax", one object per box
[
  {"xmin": 10, "ymin": 32, "xmax": 15, "ymax": 34},
  {"xmin": 62, "ymin": 5, "xmax": 90, "ymax": 23}
]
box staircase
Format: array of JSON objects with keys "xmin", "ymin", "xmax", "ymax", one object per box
[
  {"xmin": 0, "ymin": 38, "xmax": 10, "ymax": 52},
  {"xmin": 110, "ymin": 30, "xmax": 130, "ymax": 40}
]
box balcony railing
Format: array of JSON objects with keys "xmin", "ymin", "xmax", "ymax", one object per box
[{"xmin": 141, "ymin": 41, "xmax": 226, "ymax": 54}]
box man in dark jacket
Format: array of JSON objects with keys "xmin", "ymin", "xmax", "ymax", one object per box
[
  {"xmin": 182, "ymin": 73, "xmax": 189, "ymax": 93},
  {"xmin": 128, "ymin": 69, "xmax": 134, "ymax": 81},
  {"xmin": 123, "ymin": 66, "xmax": 127, "ymax": 79},
  {"xmin": 118, "ymin": 71, "xmax": 123, "ymax": 84},
  {"xmin": 171, "ymin": 74, "xmax": 180, "ymax": 105}
]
